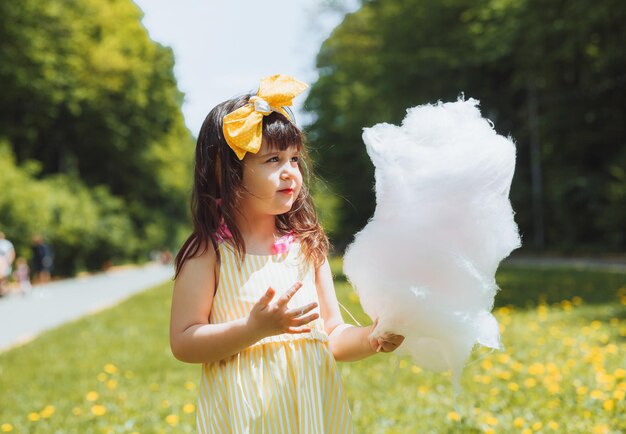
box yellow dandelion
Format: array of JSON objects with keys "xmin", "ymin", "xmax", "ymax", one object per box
[
  {"xmin": 615, "ymin": 368, "xmax": 626, "ymax": 379},
  {"xmin": 577, "ymin": 386, "xmax": 588, "ymax": 395},
  {"xmin": 528, "ymin": 363, "xmax": 545, "ymax": 375},
  {"xmin": 547, "ymin": 399, "xmax": 560, "ymax": 409},
  {"xmin": 399, "ymin": 359, "xmax": 408, "ymax": 369},
  {"xmin": 524, "ymin": 378, "xmax": 537, "ymax": 388},
  {"xmin": 447, "ymin": 411, "xmax": 461, "ymax": 422},
  {"xmin": 28, "ymin": 412, "xmax": 40, "ymax": 422},
  {"xmin": 183, "ymin": 403, "xmax": 195, "ymax": 414},
  {"xmin": 72, "ymin": 407, "xmax": 82, "ymax": 416},
  {"xmin": 418, "ymin": 385, "xmax": 429, "ymax": 394},
  {"xmin": 411, "ymin": 365, "xmax": 422, "ymax": 374},
  {"xmin": 572, "ymin": 296, "xmax": 583, "ymax": 305},
  {"xmin": 490, "ymin": 387, "xmax": 499, "ymax": 396},
  {"xmin": 481, "ymin": 375, "xmax": 492, "ymax": 384},
  {"xmin": 162, "ymin": 400, "xmax": 171, "ymax": 409},
  {"xmin": 603, "ymin": 399, "xmax": 614, "ymax": 411},
  {"xmin": 511, "ymin": 361, "xmax": 523, "ymax": 372},
  {"xmin": 590, "ymin": 320, "xmax": 601, "ymax": 330},
  {"xmin": 522, "ymin": 429, "xmax": 532, "ymax": 434},
  {"xmin": 583, "ymin": 410, "xmax": 591, "ymax": 419},
  {"xmin": 547, "ymin": 383, "xmax": 561, "ymax": 394},
  {"xmin": 548, "ymin": 421, "xmax": 559, "ymax": 430},
  {"xmin": 498, "ymin": 371, "xmax": 512, "ymax": 380},
  {"xmin": 1, "ymin": 424, "xmax": 13, "ymax": 432},
  {"xmin": 165, "ymin": 414, "xmax": 179, "ymax": 426},
  {"xmin": 40, "ymin": 405, "xmax": 55, "ymax": 418},
  {"xmin": 560, "ymin": 300, "xmax": 572, "ymax": 311},
  {"xmin": 482, "ymin": 359, "xmax": 493, "ymax": 370},
  {"xmin": 184, "ymin": 381, "xmax": 195, "ymax": 391},
  {"xmin": 106, "ymin": 379, "xmax": 118, "ymax": 390},
  {"xmin": 593, "ymin": 424, "xmax": 609, "ymax": 434},
  {"xmin": 86, "ymin": 391, "xmax": 99, "ymax": 401},
  {"xmin": 532, "ymin": 421, "xmax": 543, "ymax": 430},
  {"xmin": 485, "ymin": 429, "xmax": 495, "ymax": 434},
  {"xmin": 483, "ymin": 414, "xmax": 498, "ymax": 426},
  {"xmin": 496, "ymin": 353, "xmax": 510, "ymax": 364},
  {"xmin": 97, "ymin": 373, "xmax": 107, "ymax": 382},
  {"xmin": 149, "ymin": 383, "xmax": 159, "ymax": 391},
  {"xmin": 591, "ymin": 390, "xmax": 604, "ymax": 399},
  {"xmin": 566, "ymin": 358, "xmax": 576, "ymax": 368},
  {"xmin": 613, "ymin": 389, "xmax": 625, "ymax": 400},
  {"xmin": 104, "ymin": 363, "xmax": 118, "ymax": 374},
  {"xmin": 473, "ymin": 407, "xmax": 482, "ymax": 415},
  {"xmin": 513, "ymin": 417, "xmax": 524, "ymax": 428},
  {"xmin": 507, "ymin": 382, "xmax": 519, "ymax": 392},
  {"xmin": 91, "ymin": 405, "xmax": 106, "ymax": 416}
]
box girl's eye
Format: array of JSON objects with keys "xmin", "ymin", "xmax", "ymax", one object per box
[{"xmin": 265, "ymin": 155, "xmax": 299, "ymax": 163}]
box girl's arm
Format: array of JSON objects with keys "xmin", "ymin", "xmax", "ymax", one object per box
[
  {"xmin": 315, "ymin": 257, "xmax": 404, "ymax": 362},
  {"xmin": 170, "ymin": 246, "xmax": 257, "ymax": 363},
  {"xmin": 170, "ymin": 246, "xmax": 318, "ymax": 364}
]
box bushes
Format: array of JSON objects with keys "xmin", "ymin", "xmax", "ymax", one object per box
[{"xmin": 0, "ymin": 142, "xmax": 140, "ymax": 275}]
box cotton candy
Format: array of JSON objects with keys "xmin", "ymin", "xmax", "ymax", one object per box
[{"xmin": 343, "ymin": 97, "xmax": 521, "ymax": 386}]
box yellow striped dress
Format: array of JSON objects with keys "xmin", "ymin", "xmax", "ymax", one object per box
[{"xmin": 196, "ymin": 240, "xmax": 354, "ymax": 433}]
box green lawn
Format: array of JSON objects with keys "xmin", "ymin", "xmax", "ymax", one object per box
[{"xmin": 1, "ymin": 261, "xmax": 624, "ymax": 433}]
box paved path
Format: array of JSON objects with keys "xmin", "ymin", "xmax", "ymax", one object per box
[
  {"xmin": 0, "ymin": 263, "xmax": 173, "ymax": 353},
  {"xmin": 503, "ymin": 256, "xmax": 626, "ymax": 273}
]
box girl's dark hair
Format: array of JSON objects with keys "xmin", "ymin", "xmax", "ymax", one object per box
[{"xmin": 174, "ymin": 93, "xmax": 329, "ymax": 278}]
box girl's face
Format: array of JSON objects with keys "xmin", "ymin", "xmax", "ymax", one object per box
[{"xmin": 240, "ymin": 140, "xmax": 302, "ymax": 217}]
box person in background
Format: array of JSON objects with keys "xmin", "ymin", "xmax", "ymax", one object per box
[
  {"xmin": 13, "ymin": 257, "xmax": 32, "ymax": 295},
  {"xmin": 0, "ymin": 232, "xmax": 16, "ymax": 296},
  {"xmin": 31, "ymin": 235, "xmax": 53, "ymax": 284}
]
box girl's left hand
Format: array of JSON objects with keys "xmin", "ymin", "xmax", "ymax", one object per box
[{"xmin": 367, "ymin": 318, "xmax": 405, "ymax": 353}]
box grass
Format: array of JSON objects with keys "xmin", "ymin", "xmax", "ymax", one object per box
[{"xmin": 0, "ymin": 260, "xmax": 625, "ymax": 433}]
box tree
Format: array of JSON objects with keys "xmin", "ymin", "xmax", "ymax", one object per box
[{"xmin": 305, "ymin": 0, "xmax": 626, "ymax": 251}]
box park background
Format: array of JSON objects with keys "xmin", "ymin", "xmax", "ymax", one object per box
[{"xmin": 0, "ymin": 0, "xmax": 624, "ymax": 432}]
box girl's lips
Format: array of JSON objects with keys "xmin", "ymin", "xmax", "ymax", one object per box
[{"xmin": 279, "ymin": 188, "xmax": 294, "ymax": 194}]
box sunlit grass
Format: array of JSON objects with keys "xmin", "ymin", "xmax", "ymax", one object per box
[{"xmin": 0, "ymin": 261, "xmax": 624, "ymax": 433}]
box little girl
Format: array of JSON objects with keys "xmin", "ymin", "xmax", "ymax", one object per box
[{"xmin": 170, "ymin": 74, "xmax": 404, "ymax": 433}]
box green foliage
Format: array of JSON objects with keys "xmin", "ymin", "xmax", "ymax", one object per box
[
  {"xmin": 0, "ymin": 265, "xmax": 624, "ymax": 432},
  {"xmin": 0, "ymin": 142, "xmax": 138, "ymax": 274},
  {"xmin": 0, "ymin": 0, "xmax": 195, "ymax": 272},
  {"xmin": 305, "ymin": 0, "xmax": 626, "ymax": 251}
]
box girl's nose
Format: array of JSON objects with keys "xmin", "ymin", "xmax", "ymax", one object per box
[{"xmin": 281, "ymin": 166, "xmax": 296, "ymax": 179}]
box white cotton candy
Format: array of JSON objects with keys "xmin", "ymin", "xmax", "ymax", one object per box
[{"xmin": 343, "ymin": 97, "xmax": 521, "ymax": 385}]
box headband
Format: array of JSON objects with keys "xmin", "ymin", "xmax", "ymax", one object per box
[{"xmin": 222, "ymin": 74, "xmax": 308, "ymax": 160}]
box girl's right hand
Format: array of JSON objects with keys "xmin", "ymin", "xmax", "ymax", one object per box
[{"xmin": 247, "ymin": 282, "xmax": 319, "ymax": 338}]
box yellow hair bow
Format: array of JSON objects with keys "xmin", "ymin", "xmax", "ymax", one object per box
[{"xmin": 222, "ymin": 74, "xmax": 308, "ymax": 160}]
